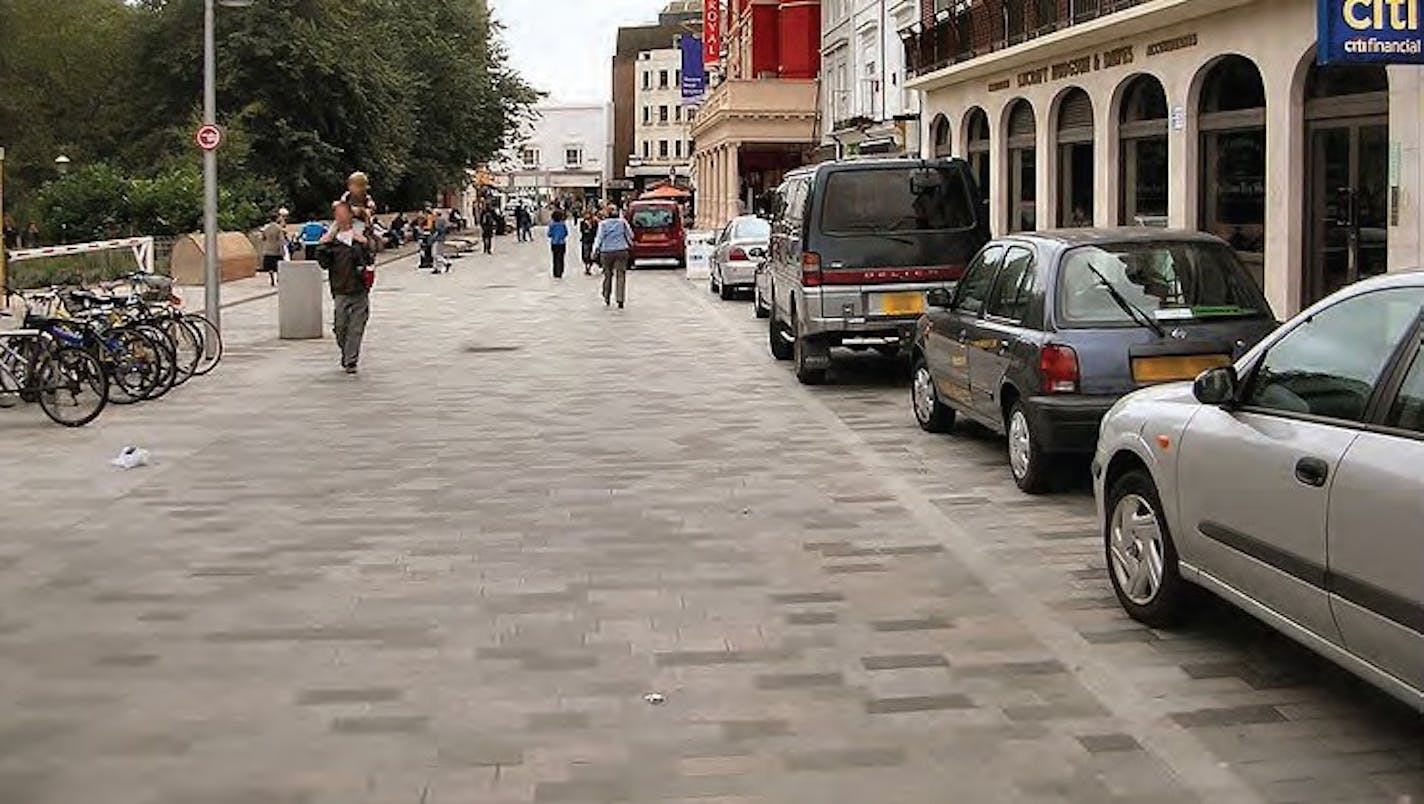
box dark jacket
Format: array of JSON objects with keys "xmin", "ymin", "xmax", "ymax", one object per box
[
  {"xmin": 317, "ymin": 238, "xmax": 369, "ymax": 296},
  {"xmin": 480, "ymin": 211, "xmax": 499, "ymax": 235}
]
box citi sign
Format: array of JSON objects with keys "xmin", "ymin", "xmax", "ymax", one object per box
[{"xmin": 1319, "ymin": 0, "xmax": 1424, "ymax": 62}]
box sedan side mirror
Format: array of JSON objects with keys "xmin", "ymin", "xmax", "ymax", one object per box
[
  {"xmin": 1193, "ymin": 365, "xmax": 1239, "ymax": 406},
  {"xmin": 926, "ymin": 287, "xmax": 953, "ymax": 308}
]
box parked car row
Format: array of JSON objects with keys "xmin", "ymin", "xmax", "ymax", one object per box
[{"xmin": 704, "ymin": 156, "xmax": 1423, "ymax": 712}]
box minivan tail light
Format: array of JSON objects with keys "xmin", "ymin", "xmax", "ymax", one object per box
[
  {"xmin": 1040, "ymin": 345, "xmax": 1080, "ymax": 394},
  {"xmin": 802, "ymin": 251, "xmax": 823, "ymax": 287},
  {"xmin": 729, "ymin": 246, "xmax": 748, "ymax": 261}
]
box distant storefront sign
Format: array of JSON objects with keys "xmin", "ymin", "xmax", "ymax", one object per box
[
  {"xmin": 1317, "ymin": 0, "xmax": 1424, "ymax": 63},
  {"xmin": 703, "ymin": 0, "xmax": 721, "ymax": 65},
  {"xmin": 680, "ymin": 35, "xmax": 706, "ymax": 102}
]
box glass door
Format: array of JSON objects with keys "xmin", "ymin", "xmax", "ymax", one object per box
[{"xmin": 1307, "ymin": 121, "xmax": 1388, "ymax": 304}]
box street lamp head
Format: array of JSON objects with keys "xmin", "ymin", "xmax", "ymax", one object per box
[
  {"xmin": 217, "ymin": 0, "xmax": 255, "ymax": 6},
  {"xmin": 54, "ymin": 155, "xmax": 71, "ymax": 175}
]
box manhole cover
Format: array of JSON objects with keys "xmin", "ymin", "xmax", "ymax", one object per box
[{"xmin": 464, "ymin": 345, "xmax": 522, "ymax": 354}]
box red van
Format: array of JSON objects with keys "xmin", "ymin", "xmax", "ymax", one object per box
[{"xmin": 627, "ymin": 201, "xmax": 686, "ymax": 268}]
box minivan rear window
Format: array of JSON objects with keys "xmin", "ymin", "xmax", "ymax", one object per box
[
  {"xmin": 736, "ymin": 219, "xmax": 771, "ymax": 239},
  {"xmin": 631, "ymin": 207, "xmax": 676, "ymax": 229},
  {"xmin": 820, "ymin": 167, "xmax": 975, "ymax": 234}
]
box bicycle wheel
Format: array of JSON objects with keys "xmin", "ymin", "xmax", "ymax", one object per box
[
  {"xmin": 133, "ymin": 324, "xmax": 178, "ymax": 400},
  {"xmin": 106, "ymin": 327, "xmax": 164, "ymax": 405},
  {"xmin": 37, "ymin": 346, "xmax": 108, "ymax": 427},
  {"xmin": 164, "ymin": 317, "xmax": 202, "ymax": 386},
  {"xmin": 186, "ymin": 314, "xmax": 223, "ymax": 376}
]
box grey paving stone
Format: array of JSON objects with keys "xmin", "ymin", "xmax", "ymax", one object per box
[
  {"xmin": 719, "ymin": 719, "xmax": 793, "ymax": 740},
  {"xmin": 329, "ymin": 715, "xmax": 430, "ymax": 734},
  {"xmin": 785, "ymin": 611, "xmax": 838, "ymax": 625},
  {"xmin": 865, "ymin": 694, "xmax": 975, "ymax": 714},
  {"xmin": 1076, "ymin": 733, "xmax": 1144, "ymax": 753},
  {"xmin": 295, "ymin": 688, "xmax": 403, "ymax": 705},
  {"xmin": 783, "ymin": 747, "xmax": 907, "ymax": 771},
  {"xmin": 754, "ymin": 672, "xmax": 844, "ymax": 690},
  {"xmin": 860, "ymin": 654, "xmax": 949, "ymax": 671},
  {"xmin": 768, "ymin": 591, "xmax": 845, "ymax": 604},
  {"xmin": 870, "ymin": 616, "xmax": 954, "ymax": 632},
  {"xmin": 1171, "ymin": 704, "xmax": 1287, "ymax": 727}
]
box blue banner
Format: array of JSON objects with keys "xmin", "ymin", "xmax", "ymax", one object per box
[
  {"xmin": 1318, "ymin": 0, "xmax": 1424, "ymax": 63},
  {"xmin": 680, "ymin": 35, "xmax": 705, "ymax": 102}
]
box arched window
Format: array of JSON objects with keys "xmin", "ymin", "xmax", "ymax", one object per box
[
  {"xmin": 1055, "ymin": 88, "xmax": 1094, "ymax": 228},
  {"xmin": 1007, "ymin": 100, "xmax": 1037, "ymax": 233},
  {"xmin": 964, "ymin": 107, "xmax": 990, "ymax": 202},
  {"xmin": 1303, "ymin": 61, "xmax": 1389, "ymax": 302},
  {"xmin": 1118, "ymin": 74, "xmax": 1169, "ymax": 226},
  {"xmin": 931, "ymin": 115, "xmax": 952, "ymax": 158},
  {"xmin": 1198, "ymin": 56, "xmax": 1266, "ymax": 280}
]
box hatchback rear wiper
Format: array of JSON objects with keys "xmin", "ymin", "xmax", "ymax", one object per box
[{"xmin": 1083, "ymin": 265, "xmax": 1167, "ymax": 337}]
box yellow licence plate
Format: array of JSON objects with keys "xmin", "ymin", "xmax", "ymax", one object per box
[
  {"xmin": 876, "ymin": 292, "xmax": 925, "ymax": 316},
  {"xmin": 1132, "ymin": 354, "xmax": 1231, "ymax": 384}
]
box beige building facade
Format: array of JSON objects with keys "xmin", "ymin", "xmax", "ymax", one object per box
[
  {"xmin": 908, "ymin": 0, "xmax": 1424, "ymax": 317},
  {"xmin": 690, "ymin": 79, "xmax": 820, "ymax": 228}
]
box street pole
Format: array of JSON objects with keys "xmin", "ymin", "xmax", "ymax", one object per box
[
  {"xmin": 202, "ymin": 0, "xmax": 221, "ymax": 335},
  {"xmin": 0, "ymin": 146, "xmax": 7, "ymax": 294}
]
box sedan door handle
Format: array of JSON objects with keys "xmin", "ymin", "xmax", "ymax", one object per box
[
  {"xmin": 957, "ymin": 329, "xmax": 968, "ymax": 343},
  {"xmin": 1294, "ymin": 457, "xmax": 1330, "ymax": 488},
  {"xmin": 997, "ymin": 339, "xmax": 1010, "ymax": 353}
]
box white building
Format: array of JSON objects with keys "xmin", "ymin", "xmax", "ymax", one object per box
[
  {"xmin": 506, "ymin": 103, "xmax": 611, "ymax": 207},
  {"xmin": 630, "ymin": 46, "xmax": 697, "ymax": 192},
  {"xmin": 820, "ymin": 0, "xmax": 922, "ymax": 158}
]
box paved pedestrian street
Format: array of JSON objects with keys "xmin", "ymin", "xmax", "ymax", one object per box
[{"xmin": 1, "ymin": 242, "xmax": 1420, "ymax": 804}]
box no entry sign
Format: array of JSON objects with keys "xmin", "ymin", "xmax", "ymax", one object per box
[{"xmin": 195, "ymin": 123, "xmax": 224, "ymax": 151}]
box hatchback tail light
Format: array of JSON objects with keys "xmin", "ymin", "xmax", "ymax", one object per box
[
  {"xmin": 729, "ymin": 246, "xmax": 748, "ymax": 261},
  {"xmin": 802, "ymin": 251, "xmax": 823, "ymax": 287},
  {"xmin": 1040, "ymin": 344, "xmax": 1080, "ymax": 394}
]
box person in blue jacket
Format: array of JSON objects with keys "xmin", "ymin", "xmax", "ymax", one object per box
[{"xmin": 547, "ymin": 209, "xmax": 569, "ymax": 279}]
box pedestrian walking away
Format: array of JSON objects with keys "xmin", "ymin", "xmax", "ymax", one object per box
[
  {"xmin": 548, "ymin": 209, "xmax": 569, "ymax": 279},
  {"xmin": 479, "ymin": 205, "xmax": 498, "ymax": 254},
  {"xmin": 316, "ymin": 201, "xmax": 372, "ymax": 374},
  {"xmin": 578, "ymin": 209, "xmax": 599, "ymax": 275},
  {"xmin": 431, "ymin": 207, "xmax": 452, "ymax": 273},
  {"xmin": 515, "ymin": 205, "xmax": 533, "ymax": 242},
  {"xmin": 258, "ymin": 208, "xmax": 289, "ymax": 286},
  {"xmin": 591, "ymin": 204, "xmax": 635, "ymax": 309}
]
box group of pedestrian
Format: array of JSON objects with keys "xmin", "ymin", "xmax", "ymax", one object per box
[
  {"xmin": 3, "ymin": 218, "xmax": 43, "ymax": 250},
  {"xmin": 538, "ymin": 202, "xmax": 634, "ymax": 308}
]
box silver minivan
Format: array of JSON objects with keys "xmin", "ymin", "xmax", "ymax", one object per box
[
  {"xmin": 1094, "ymin": 271, "xmax": 1424, "ymax": 711},
  {"xmin": 762, "ymin": 158, "xmax": 988, "ymax": 384}
]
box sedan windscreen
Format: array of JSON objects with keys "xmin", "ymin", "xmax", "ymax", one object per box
[
  {"xmin": 820, "ymin": 168, "xmax": 976, "ymax": 234},
  {"xmin": 631, "ymin": 208, "xmax": 676, "ymax": 229},
  {"xmin": 1058, "ymin": 241, "xmax": 1266, "ymax": 325}
]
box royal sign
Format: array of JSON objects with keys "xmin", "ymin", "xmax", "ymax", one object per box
[
  {"xmin": 1318, "ymin": 0, "xmax": 1424, "ymax": 63},
  {"xmin": 703, "ymin": 0, "xmax": 721, "ymax": 65}
]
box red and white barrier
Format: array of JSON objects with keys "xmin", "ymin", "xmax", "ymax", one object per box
[{"xmin": 8, "ymin": 236, "xmax": 154, "ymax": 273}]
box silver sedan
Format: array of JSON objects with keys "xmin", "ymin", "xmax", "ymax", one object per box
[
  {"xmin": 1093, "ymin": 271, "xmax": 1424, "ymax": 711},
  {"xmin": 709, "ymin": 215, "xmax": 770, "ymax": 302}
]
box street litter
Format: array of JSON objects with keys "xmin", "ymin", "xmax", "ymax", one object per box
[
  {"xmin": 642, "ymin": 692, "xmax": 666, "ymax": 705},
  {"xmin": 111, "ymin": 446, "xmax": 151, "ymax": 469}
]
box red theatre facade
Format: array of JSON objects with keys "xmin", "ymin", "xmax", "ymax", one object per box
[{"xmin": 691, "ymin": 0, "xmax": 823, "ymax": 229}]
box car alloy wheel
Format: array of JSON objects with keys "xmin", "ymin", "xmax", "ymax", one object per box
[
  {"xmin": 912, "ymin": 366, "xmax": 935, "ymax": 424},
  {"xmin": 1109, "ymin": 492, "xmax": 1166, "ymax": 606},
  {"xmin": 1008, "ymin": 408, "xmax": 1032, "ymax": 480}
]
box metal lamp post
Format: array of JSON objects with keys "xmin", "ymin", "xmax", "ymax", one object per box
[{"xmin": 203, "ymin": 0, "xmax": 254, "ymax": 335}]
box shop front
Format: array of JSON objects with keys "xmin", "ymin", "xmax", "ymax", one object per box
[{"xmin": 907, "ymin": 0, "xmax": 1424, "ymax": 317}]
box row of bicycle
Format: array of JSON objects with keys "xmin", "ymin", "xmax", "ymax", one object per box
[{"xmin": 0, "ymin": 273, "xmax": 223, "ymax": 427}]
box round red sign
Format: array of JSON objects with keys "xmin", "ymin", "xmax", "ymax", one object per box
[{"xmin": 195, "ymin": 124, "xmax": 224, "ymax": 152}]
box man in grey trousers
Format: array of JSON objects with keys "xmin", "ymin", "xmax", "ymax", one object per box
[{"xmin": 316, "ymin": 200, "xmax": 373, "ymax": 374}]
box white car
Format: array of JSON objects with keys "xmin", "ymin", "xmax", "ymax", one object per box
[
  {"xmin": 1093, "ymin": 271, "xmax": 1424, "ymax": 711},
  {"xmin": 708, "ymin": 215, "xmax": 769, "ymax": 301}
]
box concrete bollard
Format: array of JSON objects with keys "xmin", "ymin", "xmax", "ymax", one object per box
[{"xmin": 277, "ymin": 260, "xmax": 325, "ymax": 339}]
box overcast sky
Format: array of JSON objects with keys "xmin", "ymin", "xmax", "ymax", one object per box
[{"xmin": 489, "ymin": 0, "xmax": 671, "ymax": 105}]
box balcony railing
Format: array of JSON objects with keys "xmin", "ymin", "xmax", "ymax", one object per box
[{"xmin": 903, "ymin": 0, "xmax": 1150, "ymax": 80}]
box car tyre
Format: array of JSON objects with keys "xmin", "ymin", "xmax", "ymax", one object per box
[
  {"xmin": 911, "ymin": 358, "xmax": 955, "ymax": 433},
  {"xmin": 1105, "ymin": 469, "xmax": 1189, "ymax": 628},
  {"xmin": 753, "ymin": 286, "xmax": 771, "ymax": 319},
  {"xmin": 719, "ymin": 279, "xmax": 736, "ymax": 301},
  {"xmin": 1006, "ymin": 400, "xmax": 1052, "ymax": 494},
  {"xmin": 792, "ymin": 311, "xmax": 827, "ymax": 385},
  {"xmin": 768, "ymin": 302, "xmax": 793, "ymax": 361},
  {"xmin": 709, "ymin": 269, "xmax": 719, "ymax": 294}
]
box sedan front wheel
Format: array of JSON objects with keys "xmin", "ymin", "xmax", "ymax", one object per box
[{"xmin": 1105, "ymin": 469, "xmax": 1188, "ymax": 627}]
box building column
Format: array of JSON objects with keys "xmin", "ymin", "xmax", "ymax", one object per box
[
  {"xmin": 1387, "ymin": 64, "xmax": 1419, "ymax": 277},
  {"xmin": 1037, "ymin": 110, "xmax": 1054, "ymax": 231},
  {"xmin": 1167, "ymin": 72, "xmax": 1194, "ymax": 231},
  {"xmin": 1263, "ymin": 67, "xmax": 1305, "ymax": 318},
  {"xmin": 1094, "ymin": 94, "xmax": 1116, "ymax": 227},
  {"xmin": 990, "ymin": 105, "xmax": 1008, "ymax": 238},
  {"xmin": 710, "ymin": 147, "xmax": 723, "ymax": 225},
  {"xmin": 725, "ymin": 143, "xmax": 740, "ymax": 219}
]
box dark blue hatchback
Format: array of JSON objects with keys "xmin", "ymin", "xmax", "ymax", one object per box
[{"xmin": 909, "ymin": 228, "xmax": 1279, "ymax": 494}]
